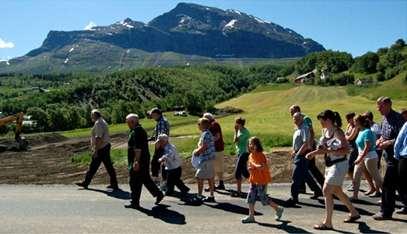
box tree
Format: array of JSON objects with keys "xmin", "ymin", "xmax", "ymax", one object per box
[
  {"xmin": 26, "ymin": 107, "xmax": 49, "ymax": 131},
  {"xmin": 352, "ymin": 52, "xmax": 379, "ymax": 74}
]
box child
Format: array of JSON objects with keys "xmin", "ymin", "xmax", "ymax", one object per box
[
  {"xmin": 232, "ymin": 117, "xmax": 250, "ymax": 197},
  {"xmin": 241, "ymin": 137, "xmax": 284, "ymax": 223},
  {"xmin": 157, "ymin": 134, "xmax": 190, "ymax": 197}
]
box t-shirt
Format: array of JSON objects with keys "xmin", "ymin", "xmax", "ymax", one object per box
[
  {"xmin": 128, "ymin": 124, "xmax": 150, "ymax": 172},
  {"xmin": 197, "ymin": 130, "xmax": 215, "ymax": 162},
  {"xmin": 249, "ymin": 151, "xmax": 271, "ymax": 185},
  {"xmin": 303, "ymin": 115, "xmax": 313, "ymax": 129},
  {"xmin": 355, "ymin": 128, "xmax": 377, "ymax": 154},
  {"xmin": 209, "ymin": 121, "xmax": 224, "ymax": 152},
  {"xmin": 91, "ymin": 118, "xmax": 110, "ymax": 149},
  {"xmin": 236, "ymin": 128, "xmax": 250, "ymax": 155},
  {"xmin": 292, "ymin": 123, "xmax": 310, "ymax": 153}
]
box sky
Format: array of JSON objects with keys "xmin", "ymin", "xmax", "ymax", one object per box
[{"xmin": 1, "ymin": 0, "xmax": 407, "ymax": 60}]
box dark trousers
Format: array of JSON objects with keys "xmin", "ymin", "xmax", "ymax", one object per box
[
  {"xmin": 166, "ymin": 167, "xmax": 190, "ymax": 194},
  {"xmin": 308, "ymin": 158, "xmax": 325, "ymax": 187},
  {"xmin": 151, "ymin": 148, "xmax": 167, "ymax": 180},
  {"xmin": 381, "ymin": 161, "xmax": 399, "ymax": 216},
  {"xmin": 84, "ymin": 144, "xmax": 118, "ymax": 187},
  {"xmin": 129, "ymin": 169, "xmax": 163, "ymax": 205},
  {"xmin": 291, "ymin": 155, "xmax": 322, "ymax": 201}
]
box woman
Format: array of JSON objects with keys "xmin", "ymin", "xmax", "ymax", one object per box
[
  {"xmin": 193, "ymin": 118, "xmax": 216, "ymax": 202},
  {"xmin": 306, "ymin": 110, "xmax": 360, "ymax": 230},
  {"xmin": 345, "ymin": 112, "xmax": 375, "ymax": 193},
  {"xmin": 351, "ymin": 114, "xmax": 383, "ymax": 200},
  {"xmin": 232, "ymin": 117, "xmax": 250, "ymax": 197}
]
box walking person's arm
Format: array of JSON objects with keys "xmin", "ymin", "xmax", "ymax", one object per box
[{"xmin": 354, "ymin": 140, "xmax": 371, "ymax": 165}]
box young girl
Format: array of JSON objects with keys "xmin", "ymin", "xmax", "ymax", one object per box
[{"xmin": 241, "ymin": 137, "xmax": 284, "ymax": 223}]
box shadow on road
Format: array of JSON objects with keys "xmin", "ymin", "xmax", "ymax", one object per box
[
  {"xmin": 298, "ymin": 199, "xmax": 375, "ymax": 216},
  {"xmin": 357, "ymin": 221, "xmax": 390, "ymax": 234},
  {"xmin": 257, "ymin": 220, "xmax": 311, "ymax": 233},
  {"xmin": 204, "ymin": 202, "xmax": 263, "ymax": 215},
  {"xmin": 135, "ymin": 204, "xmax": 186, "ymax": 225},
  {"xmin": 85, "ymin": 187, "xmax": 131, "ymax": 200}
]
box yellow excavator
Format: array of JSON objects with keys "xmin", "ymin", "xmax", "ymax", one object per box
[{"xmin": 0, "ymin": 112, "xmax": 29, "ymax": 152}]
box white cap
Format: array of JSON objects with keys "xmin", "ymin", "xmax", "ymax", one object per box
[
  {"xmin": 203, "ymin": 112, "xmax": 214, "ymax": 120},
  {"xmin": 126, "ymin": 113, "xmax": 139, "ymax": 121}
]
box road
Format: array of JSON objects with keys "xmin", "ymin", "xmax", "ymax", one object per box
[{"xmin": 0, "ymin": 183, "xmax": 405, "ymax": 234}]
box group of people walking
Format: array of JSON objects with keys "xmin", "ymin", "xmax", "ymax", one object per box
[{"xmin": 75, "ymin": 96, "xmax": 407, "ymax": 230}]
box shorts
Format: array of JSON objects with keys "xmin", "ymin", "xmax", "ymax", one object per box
[
  {"xmin": 214, "ymin": 151, "xmax": 224, "ymax": 174},
  {"xmin": 235, "ymin": 152, "xmax": 250, "ymax": 180},
  {"xmin": 246, "ymin": 184, "xmax": 271, "ymax": 205},
  {"xmin": 195, "ymin": 159, "xmax": 215, "ymax": 179},
  {"xmin": 325, "ymin": 159, "xmax": 348, "ymax": 186}
]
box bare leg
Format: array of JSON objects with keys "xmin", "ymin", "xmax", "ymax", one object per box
[
  {"xmin": 335, "ymin": 186, "xmax": 359, "ymax": 216},
  {"xmin": 237, "ymin": 179, "xmax": 242, "ymax": 193},
  {"xmin": 208, "ymin": 178, "xmax": 215, "ymax": 197},
  {"xmin": 197, "ymin": 179, "xmax": 203, "ymax": 196},
  {"xmin": 248, "ymin": 203, "xmax": 255, "ymax": 216},
  {"xmin": 322, "ymin": 184, "xmax": 334, "ymax": 227}
]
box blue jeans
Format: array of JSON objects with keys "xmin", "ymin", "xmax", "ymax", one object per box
[{"xmin": 291, "ymin": 155, "xmax": 321, "ymax": 201}]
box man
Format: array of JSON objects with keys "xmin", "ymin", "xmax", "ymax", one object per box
[
  {"xmin": 203, "ymin": 113, "xmax": 226, "ymax": 190},
  {"xmin": 125, "ymin": 113, "xmax": 164, "ymax": 209},
  {"xmin": 149, "ymin": 108, "xmax": 170, "ymax": 186},
  {"xmin": 286, "ymin": 113, "xmax": 322, "ymax": 206},
  {"xmin": 76, "ymin": 110, "xmax": 118, "ymax": 190},
  {"xmin": 373, "ymin": 97, "xmax": 406, "ymax": 220},
  {"xmin": 394, "ymin": 121, "xmax": 407, "ymax": 214},
  {"xmin": 289, "ymin": 105, "xmax": 324, "ymax": 193}
]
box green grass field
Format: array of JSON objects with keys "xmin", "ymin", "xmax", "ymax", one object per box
[{"xmin": 67, "ymin": 74, "xmax": 406, "ymax": 162}]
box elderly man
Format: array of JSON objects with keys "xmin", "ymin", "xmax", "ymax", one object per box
[
  {"xmin": 289, "ymin": 105, "xmax": 324, "ymax": 193},
  {"xmin": 149, "ymin": 108, "xmax": 170, "ymax": 185},
  {"xmin": 203, "ymin": 112, "xmax": 226, "ymax": 190},
  {"xmin": 76, "ymin": 110, "xmax": 118, "ymax": 190},
  {"xmin": 373, "ymin": 97, "xmax": 406, "ymax": 220},
  {"xmin": 286, "ymin": 112, "xmax": 322, "ymax": 206},
  {"xmin": 125, "ymin": 113, "xmax": 164, "ymax": 209}
]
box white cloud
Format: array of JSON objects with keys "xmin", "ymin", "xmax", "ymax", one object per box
[
  {"xmin": 0, "ymin": 38, "xmax": 15, "ymax": 49},
  {"xmin": 84, "ymin": 21, "xmax": 97, "ymax": 30}
]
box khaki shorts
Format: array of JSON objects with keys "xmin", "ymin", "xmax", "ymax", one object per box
[
  {"xmin": 195, "ymin": 160, "xmax": 215, "ymax": 179},
  {"xmin": 214, "ymin": 151, "xmax": 224, "ymax": 174}
]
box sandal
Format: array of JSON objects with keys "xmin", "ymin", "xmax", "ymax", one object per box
[
  {"xmin": 314, "ymin": 223, "xmax": 333, "ymax": 230},
  {"xmin": 364, "ymin": 190, "xmax": 375, "ymax": 196},
  {"xmin": 344, "ymin": 215, "xmax": 361, "ymax": 223}
]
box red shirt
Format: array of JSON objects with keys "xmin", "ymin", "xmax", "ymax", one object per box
[{"xmin": 209, "ymin": 121, "xmax": 224, "ymax": 152}]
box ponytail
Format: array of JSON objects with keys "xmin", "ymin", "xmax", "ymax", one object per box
[{"xmin": 333, "ymin": 112, "xmax": 342, "ymax": 127}]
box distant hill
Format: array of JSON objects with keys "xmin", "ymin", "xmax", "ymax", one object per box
[{"xmin": 0, "ymin": 2, "xmax": 324, "ymax": 74}]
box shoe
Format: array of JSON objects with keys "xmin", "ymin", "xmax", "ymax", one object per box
[
  {"xmin": 215, "ymin": 183, "xmax": 226, "ymax": 190},
  {"xmin": 369, "ymin": 192, "xmax": 381, "ymax": 198},
  {"xmin": 372, "ymin": 212, "xmax": 392, "ymax": 220},
  {"xmin": 241, "ymin": 216, "xmax": 256, "ymax": 224},
  {"xmin": 155, "ymin": 193, "xmax": 164, "ymax": 205},
  {"xmin": 124, "ymin": 203, "xmax": 140, "ymax": 209},
  {"xmin": 344, "ymin": 214, "xmax": 361, "ymax": 223},
  {"xmin": 230, "ymin": 191, "xmax": 242, "ymax": 197},
  {"xmin": 346, "ymin": 184, "xmax": 354, "ymax": 192},
  {"xmin": 364, "ymin": 190, "xmax": 375, "ymax": 196},
  {"xmin": 299, "ymin": 188, "xmax": 307, "ymax": 194},
  {"xmin": 196, "ymin": 195, "xmax": 206, "ymax": 200},
  {"xmin": 396, "ymin": 207, "xmax": 407, "ymax": 215},
  {"xmin": 75, "ymin": 182, "xmax": 88, "ymax": 189},
  {"xmin": 310, "ymin": 192, "xmax": 323, "ymax": 199},
  {"xmin": 203, "ymin": 196, "xmax": 216, "ymax": 203},
  {"xmin": 275, "ymin": 206, "xmax": 284, "ymax": 220},
  {"xmin": 204, "ymin": 188, "xmax": 211, "ymax": 192},
  {"xmin": 285, "ymin": 198, "xmax": 298, "ymax": 207},
  {"xmin": 106, "ymin": 185, "xmax": 119, "ymax": 190},
  {"xmin": 314, "ymin": 223, "xmax": 333, "ymax": 230}
]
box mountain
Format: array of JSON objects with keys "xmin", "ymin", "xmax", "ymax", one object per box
[{"xmin": 0, "ymin": 2, "xmax": 325, "ymax": 74}]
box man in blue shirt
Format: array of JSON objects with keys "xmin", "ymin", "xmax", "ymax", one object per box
[
  {"xmin": 373, "ymin": 97, "xmax": 406, "ymax": 220},
  {"xmin": 394, "ymin": 122, "xmax": 407, "ymax": 214}
]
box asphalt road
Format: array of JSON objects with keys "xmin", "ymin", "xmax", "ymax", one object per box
[{"xmin": 0, "ymin": 183, "xmax": 406, "ymax": 234}]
